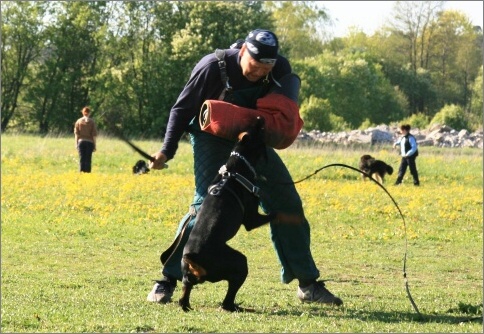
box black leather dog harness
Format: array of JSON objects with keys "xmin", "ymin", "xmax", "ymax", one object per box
[
  {"xmin": 209, "ymin": 151, "xmax": 260, "ymax": 196},
  {"xmin": 208, "ymin": 162, "xmax": 261, "ymax": 215}
]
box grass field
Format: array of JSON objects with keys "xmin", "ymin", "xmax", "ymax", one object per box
[{"xmin": 1, "ymin": 133, "xmax": 482, "ymax": 333}]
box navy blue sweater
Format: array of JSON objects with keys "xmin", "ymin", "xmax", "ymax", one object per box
[{"xmin": 161, "ymin": 48, "xmax": 291, "ymax": 160}]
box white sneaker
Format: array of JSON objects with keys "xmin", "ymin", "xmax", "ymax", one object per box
[
  {"xmin": 297, "ymin": 281, "xmax": 343, "ymax": 306},
  {"xmin": 147, "ymin": 280, "xmax": 176, "ymax": 303}
]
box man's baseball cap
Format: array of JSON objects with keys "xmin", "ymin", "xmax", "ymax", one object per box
[{"xmin": 245, "ymin": 29, "xmax": 278, "ymax": 65}]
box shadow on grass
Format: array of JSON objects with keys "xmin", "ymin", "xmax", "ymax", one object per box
[
  {"xmin": 266, "ymin": 306, "xmax": 482, "ymax": 324},
  {"xmin": 343, "ymin": 310, "xmax": 482, "ymax": 324}
]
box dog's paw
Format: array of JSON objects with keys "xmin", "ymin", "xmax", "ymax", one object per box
[
  {"xmin": 179, "ymin": 300, "xmax": 192, "ymax": 312},
  {"xmin": 220, "ymin": 303, "xmax": 255, "ymax": 313}
]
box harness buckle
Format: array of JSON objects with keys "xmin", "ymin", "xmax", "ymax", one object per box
[
  {"xmin": 209, "ymin": 177, "xmax": 228, "ymax": 196},
  {"xmin": 209, "ymin": 185, "xmax": 221, "ymax": 196},
  {"xmin": 252, "ymin": 186, "xmax": 260, "ymax": 197}
]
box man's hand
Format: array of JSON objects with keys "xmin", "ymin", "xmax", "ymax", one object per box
[{"xmin": 149, "ymin": 152, "xmax": 168, "ymax": 170}]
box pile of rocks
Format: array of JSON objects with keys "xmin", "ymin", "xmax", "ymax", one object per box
[{"xmin": 296, "ymin": 124, "xmax": 483, "ymax": 149}]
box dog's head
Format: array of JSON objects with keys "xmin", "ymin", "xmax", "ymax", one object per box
[
  {"xmin": 132, "ymin": 160, "xmax": 150, "ymax": 174},
  {"xmin": 360, "ymin": 154, "xmax": 374, "ymax": 162},
  {"xmin": 359, "ymin": 154, "xmax": 375, "ymax": 169},
  {"xmin": 228, "ymin": 117, "xmax": 267, "ymax": 170}
]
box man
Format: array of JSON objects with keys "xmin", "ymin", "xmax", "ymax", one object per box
[
  {"xmin": 74, "ymin": 106, "xmax": 97, "ymax": 173},
  {"xmin": 147, "ymin": 29, "xmax": 343, "ymax": 306},
  {"xmin": 393, "ymin": 124, "xmax": 420, "ymax": 186}
]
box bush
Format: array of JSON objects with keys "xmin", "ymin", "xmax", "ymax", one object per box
[
  {"xmin": 359, "ymin": 118, "xmax": 376, "ymax": 130},
  {"xmin": 300, "ymin": 96, "xmax": 332, "ymax": 131},
  {"xmin": 430, "ymin": 104, "xmax": 469, "ymax": 131},
  {"xmin": 329, "ymin": 113, "xmax": 349, "ymax": 131},
  {"xmin": 400, "ymin": 113, "xmax": 430, "ymax": 130},
  {"xmin": 300, "ymin": 96, "xmax": 350, "ymax": 132}
]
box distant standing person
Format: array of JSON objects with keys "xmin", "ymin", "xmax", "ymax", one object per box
[
  {"xmin": 74, "ymin": 106, "xmax": 97, "ymax": 173},
  {"xmin": 393, "ymin": 124, "xmax": 420, "ymax": 186}
]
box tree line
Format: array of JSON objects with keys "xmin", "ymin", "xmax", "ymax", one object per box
[{"xmin": 2, "ymin": 1, "xmax": 482, "ymax": 137}]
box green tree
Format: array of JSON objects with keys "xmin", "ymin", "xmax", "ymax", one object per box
[
  {"xmin": 263, "ymin": 1, "xmax": 329, "ymax": 59},
  {"xmin": 390, "ymin": 1, "xmax": 444, "ymax": 72},
  {"xmin": 429, "ymin": 10, "xmax": 483, "ymax": 109},
  {"xmin": 295, "ymin": 51, "xmax": 407, "ymax": 130},
  {"xmin": 468, "ymin": 65, "xmax": 483, "ymax": 131},
  {"xmin": 1, "ymin": 2, "xmax": 46, "ymax": 131},
  {"xmin": 3, "ymin": 0, "xmax": 480, "ymax": 136},
  {"xmin": 171, "ymin": 1, "xmax": 271, "ymax": 64},
  {"xmin": 146, "ymin": 1, "xmax": 273, "ymax": 135},
  {"xmin": 385, "ymin": 1, "xmax": 444, "ymax": 114},
  {"xmin": 95, "ymin": 1, "xmax": 180, "ymax": 136},
  {"xmin": 23, "ymin": 1, "xmax": 108, "ymax": 133}
]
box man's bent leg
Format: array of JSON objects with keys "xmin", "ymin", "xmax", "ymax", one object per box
[
  {"xmin": 257, "ymin": 148, "xmax": 319, "ymax": 282},
  {"xmin": 257, "ymin": 148, "xmax": 342, "ymax": 305},
  {"xmin": 408, "ymin": 157, "xmax": 420, "ymax": 185},
  {"xmin": 395, "ymin": 158, "xmax": 409, "ymax": 185},
  {"xmin": 147, "ymin": 207, "xmax": 198, "ymax": 303}
]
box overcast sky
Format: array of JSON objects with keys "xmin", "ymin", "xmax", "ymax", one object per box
[{"xmin": 321, "ymin": 1, "xmax": 484, "ymax": 37}]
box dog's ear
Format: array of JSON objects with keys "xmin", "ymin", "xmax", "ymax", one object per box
[{"xmin": 238, "ymin": 131, "xmax": 249, "ymax": 141}]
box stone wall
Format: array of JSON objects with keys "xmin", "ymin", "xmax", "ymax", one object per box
[{"xmin": 296, "ymin": 124, "xmax": 483, "ymax": 149}]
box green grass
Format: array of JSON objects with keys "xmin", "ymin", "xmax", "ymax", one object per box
[{"xmin": 1, "ymin": 133, "xmax": 482, "ymax": 332}]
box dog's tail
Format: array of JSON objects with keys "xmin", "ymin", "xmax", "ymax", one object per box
[{"xmin": 386, "ymin": 165, "xmax": 394, "ymax": 175}]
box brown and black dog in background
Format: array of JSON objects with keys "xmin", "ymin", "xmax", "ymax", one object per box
[{"xmin": 359, "ymin": 154, "xmax": 394, "ymax": 184}]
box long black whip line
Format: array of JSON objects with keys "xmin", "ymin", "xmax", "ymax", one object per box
[
  {"xmin": 106, "ymin": 125, "xmax": 155, "ymax": 162},
  {"xmin": 277, "ymin": 163, "xmax": 423, "ymax": 319}
]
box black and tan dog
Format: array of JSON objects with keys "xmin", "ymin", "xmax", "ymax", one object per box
[
  {"xmin": 132, "ymin": 159, "xmax": 150, "ymax": 174},
  {"xmin": 179, "ymin": 117, "xmax": 276, "ymax": 312},
  {"xmin": 359, "ymin": 154, "xmax": 394, "ymax": 184}
]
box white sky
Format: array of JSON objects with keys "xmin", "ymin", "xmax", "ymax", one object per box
[{"xmin": 321, "ymin": 1, "xmax": 484, "ymax": 37}]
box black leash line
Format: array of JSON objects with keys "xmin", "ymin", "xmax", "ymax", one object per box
[
  {"xmin": 108, "ymin": 125, "xmax": 168, "ymax": 168},
  {"xmin": 107, "ymin": 125, "xmax": 155, "ymax": 162},
  {"xmin": 279, "ymin": 163, "xmax": 423, "ymax": 320},
  {"xmin": 120, "ymin": 136, "xmax": 156, "ymax": 162},
  {"xmin": 118, "ymin": 136, "xmax": 171, "ymax": 168}
]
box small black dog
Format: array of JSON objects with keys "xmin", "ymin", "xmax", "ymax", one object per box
[
  {"xmin": 179, "ymin": 117, "xmax": 276, "ymax": 312},
  {"xmin": 359, "ymin": 154, "xmax": 394, "ymax": 184},
  {"xmin": 132, "ymin": 160, "xmax": 150, "ymax": 174}
]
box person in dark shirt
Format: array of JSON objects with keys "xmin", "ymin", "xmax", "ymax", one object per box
[
  {"xmin": 393, "ymin": 124, "xmax": 420, "ymax": 186},
  {"xmin": 147, "ymin": 29, "xmax": 343, "ymax": 307}
]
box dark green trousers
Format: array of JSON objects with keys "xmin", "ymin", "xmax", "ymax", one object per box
[{"xmin": 161, "ymin": 124, "xmax": 319, "ymax": 284}]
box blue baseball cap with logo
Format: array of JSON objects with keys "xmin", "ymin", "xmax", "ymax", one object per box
[{"xmin": 245, "ymin": 29, "xmax": 279, "ymax": 65}]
